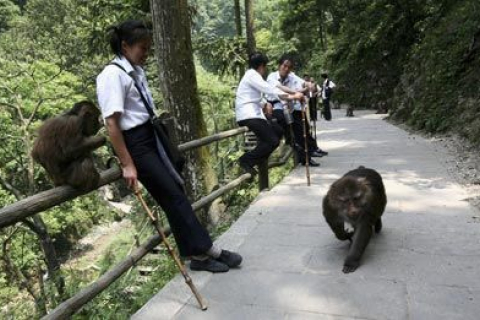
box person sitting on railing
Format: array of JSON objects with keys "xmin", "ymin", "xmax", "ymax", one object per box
[
  {"xmin": 266, "ymin": 55, "xmax": 324, "ymax": 167},
  {"xmin": 235, "ymin": 52, "xmax": 305, "ymax": 176},
  {"xmin": 96, "ymin": 20, "xmax": 242, "ymax": 273}
]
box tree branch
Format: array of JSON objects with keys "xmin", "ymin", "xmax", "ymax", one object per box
[{"xmin": 0, "ymin": 173, "xmax": 23, "ymax": 200}]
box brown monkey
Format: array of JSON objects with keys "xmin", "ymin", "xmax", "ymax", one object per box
[
  {"xmin": 322, "ymin": 166, "xmax": 387, "ymax": 273},
  {"xmin": 32, "ymin": 101, "xmax": 106, "ymax": 191}
]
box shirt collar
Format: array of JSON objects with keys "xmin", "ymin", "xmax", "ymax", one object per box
[
  {"xmin": 113, "ymin": 55, "xmax": 142, "ymax": 77},
  {"xmin": 277, "ymin": 72, "xmax": 290, "ymax": 85}
]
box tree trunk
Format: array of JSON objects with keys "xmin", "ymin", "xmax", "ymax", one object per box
[
  {"xmin": 150, "ymin": 0, "xmax": 224, "ymax": 225},
  {"xmin": 244, "ymin": 0, "xmax": 256, "ymax": 55},
  {"xmin": 234, "ymin": 0, "xmax": 242, "ymax": 37},
  {"xmin": 234, "ymin": 0, "xmax": 245, "ymax": 79},
  {"xmin": 29, "ymin": 216, "xmax": 65, "ymax": 297},
  {"xmin": 318, "ymin": 8, "xmax": 326, "ymax": 50}
]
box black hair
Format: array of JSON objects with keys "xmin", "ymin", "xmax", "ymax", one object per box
[
  {"xmin": 107, "ymin": 20, "xmax": 151, "ymax": 56},
  {"xmin": 321, "ymin": 73, "xmax": 329, "ymax": 79},
  {"xmin": 278, "ymin": 53, "xmax": 295, "ymax": 66},
  {"xmin": 248, "ymin": 52, "xmax": 269, "ymax": 69}
]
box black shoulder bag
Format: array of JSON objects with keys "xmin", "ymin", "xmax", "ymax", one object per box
[{"xmin": 110, "ymin": 63, "xmax": 185, "ymax": 173}]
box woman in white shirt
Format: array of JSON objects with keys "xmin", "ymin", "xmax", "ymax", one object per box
[
  {"xmin": 235, "ymin": 52, "xmax": 304, "ymax": 175},
  {"xmin": 97, "ymin": 20, "xmax": 241, "ymax": 273}
]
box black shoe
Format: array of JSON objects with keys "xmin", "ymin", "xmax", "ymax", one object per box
[
  {"xmin": 190, "ymin": 258, "xmax": 229, "ymax": 273},
  {"xmin": 310, "ymin": 151, "xmax": 324, "ymax": 158},
  {"xmin": 316, "ymin": 149, "xmax": 328, "ymax": 156},
  {"xmin": 216, "ymin": 250, "xmax": 242, "ymax": 268},
  {"xmin": 239, "ymin": 161, "xmax": 258, "ymax": 176},
  {"xmin": 300, "ymin": 159, "xmax": 320, "ymax": 167}
]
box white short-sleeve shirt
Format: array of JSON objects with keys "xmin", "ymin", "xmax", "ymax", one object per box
[
  {"xmin": 235, "ymin": 69, "xmax": 284, "ymax": 122},
  {"xmin": 321, "ymin": 79, "xmax": 336, "ymax": 100},
  {"xmin": 266, "ymin": 71, "xmax": 305, "ymax": 110},
  {"xmin": 96, "ymin": 56, "xmax": 155, "ymax": 131}
]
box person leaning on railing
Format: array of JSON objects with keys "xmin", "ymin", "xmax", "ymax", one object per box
[
  {"xmin": 96, "ymin": 19, "xmax": 242, "ymax": 273},
  {"xmin": 235, "ymin": 52, "xmax": 305, "ymax": 176}
]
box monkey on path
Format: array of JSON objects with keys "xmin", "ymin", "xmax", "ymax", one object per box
[
  {"xmin": 32, "ymin": 101, "xmax": 105, "ymax": 191},
  {"xmin": 322, "ymin": 166, "xmax": 387, "ymax": 273}
]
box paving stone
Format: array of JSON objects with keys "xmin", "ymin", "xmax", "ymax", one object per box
[
  {"xmin": 197, "ymin": 270, "xmax": 408, "ymax": 320},
  {"xmin": 407, "ymin": 284, "xmax": 480, "ymax": 320},
  {"xmin": 174, "ymin": 302, "xmax": 285, "ymax": 320},
  {"xmin": 287, "ymin": 311, "xmax": 369, "ymax": 320}
]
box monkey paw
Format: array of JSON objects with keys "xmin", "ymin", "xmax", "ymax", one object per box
[
  {"xmin": 342, "ymin": 259, "xmax": 360, "ymax": 273},
  {"xmin": 337, "ymin": 231, "xmax": 354, "ymax": 241}
]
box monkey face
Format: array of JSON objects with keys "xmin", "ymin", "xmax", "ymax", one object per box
[
  {"xmin": 82, "ymin": 106, "xmax": 102, "ymax": 136},
  {"xmin": 330, "ymin": 178, "xmax": 369, "ymax": 223}
]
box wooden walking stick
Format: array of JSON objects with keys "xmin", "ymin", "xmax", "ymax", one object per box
[
  {"xmin": 134, "ymin": 188, "xmax": 208, "ymax": 311},
  {"xmin": 309, "ymin": 91, "xmax": 317, "ymax": 141},
  {"xmin": 301, "ymin": 102, "xmax": 311, "ymax": 186}
]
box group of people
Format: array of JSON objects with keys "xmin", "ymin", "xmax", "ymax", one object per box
[
  {"xmin": 94, "ymin": 20, "xmax": 336, "ymax": 274},
  {"xmin": 235, "ymin": 52, "xmax": 336, "ymax": 175}
]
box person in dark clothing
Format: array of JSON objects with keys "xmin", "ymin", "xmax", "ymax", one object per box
[{"xmin": 321, "ymin": 73, "xmax": 336, "ymax": 122}]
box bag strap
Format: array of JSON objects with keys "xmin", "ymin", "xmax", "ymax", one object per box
[{"xmin": 109, "ymin": 62, "xmax": 155, "ymax": 119}]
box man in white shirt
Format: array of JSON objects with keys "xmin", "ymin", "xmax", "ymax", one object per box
[
  {"xmin": 266, "ymin": 55, "xmax": 323, "ymax": 166},
  {"xmin": 265, "ymin": 55, "xmax": 303, "ymax": 146},
  {"xmin": 235, "ymin": 52, "xmax": 304, "ymax": 175},
  {"xmin": 321, "ymin": 73, "xmax": 336, "ymax": 121}
]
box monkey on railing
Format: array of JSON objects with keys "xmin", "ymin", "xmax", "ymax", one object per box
[{"xmin": 32, "ymin": 101, "xmax": 106, "ymax": 191}]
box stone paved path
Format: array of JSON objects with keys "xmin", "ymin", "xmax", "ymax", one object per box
[{"xmin": 132, "ymin": 110, "xmax": 480, "ymax": 320}]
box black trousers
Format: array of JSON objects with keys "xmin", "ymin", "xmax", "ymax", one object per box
[
  {"xmin": 238, "ymin": 118, "xmax": 282, "ymax": 167},
  {"xmin": 323, "ymin": 98, "xmax": 332, "ymax": 121},
  {"xmin": 272, "ymin": 109, "xmax": 293, "ymax": 145},
  {"xmin": 123, "ymin": 122, "xmax": 212, "ymax": 257},
  {"xmin": 309, "ymin": 97, "xmax": 318, "ymax": 121},
  {"xmin": 292, "ymin": 110, "xmax": 319, "ymax": 162}
]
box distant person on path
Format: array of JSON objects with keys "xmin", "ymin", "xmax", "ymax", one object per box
[
  {"xmin": 321, "ymin": 73, "xmax": 336, "ymax": 121},
  {"xmin": 96, "ymin": 20, "xmax": 242, "ymax": 273},
  {"xmin": 304, "ymin": 74, "xmax": 320, "ymax": 122},
  {"xmin": 236, "ymin": 52, "xmax": 304, "ymax": 176},
  {"xmin": 303, "ymin": 74, "xmax": 328, "ymax": 156}
]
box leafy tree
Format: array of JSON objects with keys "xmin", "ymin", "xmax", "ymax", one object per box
[{"xmin": 0, "ymin": 0, "xmax": 20, "ymax": 33}]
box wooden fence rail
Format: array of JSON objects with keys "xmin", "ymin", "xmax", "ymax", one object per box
[{"xmin": 0, "ymin": 168, "xmax": 122, "ymax": 229}]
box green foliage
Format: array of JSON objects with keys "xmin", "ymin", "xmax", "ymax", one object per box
[
  {"xmin": 0, "ymin": 0, "xmax": 20, "ymax": 33},
  {"xmin": 390, "ymin": 0, "xmax": 480, "ymax": 137},
  {"xmin": 194, "ymin": 35, "xmax": 247, "ymax": 76},
  {"xmin": 192, "ymin": 0, "xmax": 237, "ymax": 37}
]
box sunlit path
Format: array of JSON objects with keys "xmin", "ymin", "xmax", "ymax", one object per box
[{"xmin": 132, "ymin": 109, "xmax": 480, "ymax": 320}]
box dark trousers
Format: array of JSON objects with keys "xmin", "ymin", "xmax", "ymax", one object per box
[
  {"xmin": 123, "ymin": 122, "xmax": 212, "ymax": 257},
  {"xmin": 292, "ymin": 110, "xmax": 319, "ymax": 162},
  {"xmin": 309, "ymin": 97, "xmax": 318, "ymax": 121},
  {"xmin": 322, "ymin": 98, "xmax": 332, "ymax": 121},
  {"xmin": 272, "ymin": 109, "xmax": 293, "ymax": 145},
  {"xmin": 238, "ymin": 118, "xmax": 282, "ymax": 167}
]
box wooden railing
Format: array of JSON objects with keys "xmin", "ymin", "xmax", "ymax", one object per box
[{"xmin": 0, "ymin": 121, "xmax": 293, "ymax": 319}]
